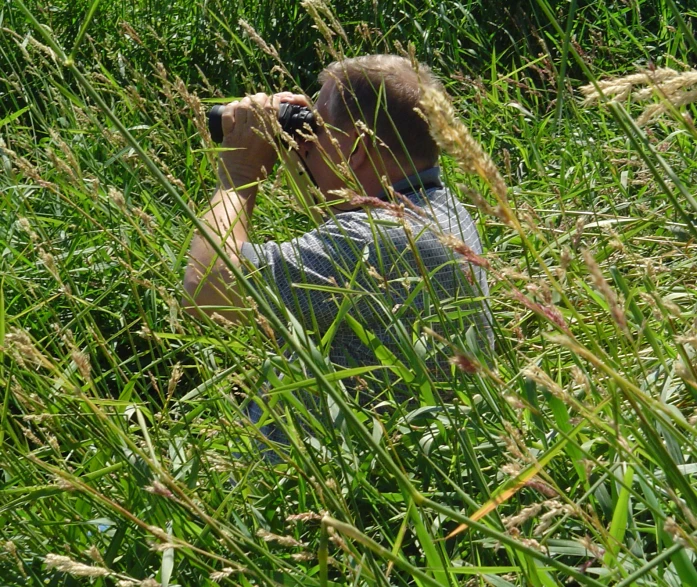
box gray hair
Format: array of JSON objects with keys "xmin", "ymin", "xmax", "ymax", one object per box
[{"xmin": 318, "ymin": 54, "xmax": 443, "ymax": 168}]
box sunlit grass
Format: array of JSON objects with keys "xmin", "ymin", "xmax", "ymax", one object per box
[{"xmin": 1, "ymin": 0, "xmax": 697, "ymax": 586}]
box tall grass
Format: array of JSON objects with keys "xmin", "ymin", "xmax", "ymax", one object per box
[{"xmin": 1, "ymin": 0, "xmax": 697, "ymax": 585}]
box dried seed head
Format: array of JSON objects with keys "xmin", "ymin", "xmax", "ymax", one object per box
[
  {"xmin": 664, "ymin": 517, "xmax": 682, "ymax": 541},
  {"xmin": 509, "ymin": 287, "xmax": 568, "ymax": 332},
  {"xmin": 560, "ymin": 247, "xmax": 572, "ymax": 270},
  {"xmin": 144, "ymin": 480, "xmax": 173, "ymax": 499},
  {"xmin": 582, "ymin": 249, "xmax": 627, "ymax": 331},
  {"xmin": 239, "ymin": 19, "xmax": 280, "ymax": 60},
  {"xmin": 675, "ymin": 360, "xmax": 697, "ymax": 390},
  {"xmin": 133, "ymin": 207, "xmax": 154, "ymax": 230},
  {"xmin": 291, "ymin": 551, "xmax": 315, "ymax": 562},
  {"xmin": 503, "ymin": 503, "xmax": 543, "ymax": 530},
  {"xmin": 256, "ymin": 528, "xmax": 305, "ymax": 548},
  {"xmin": 137, "ymin": 324, "xmax": 156, "ymax": 340},
  {"xmin": 167, "ymin": 363, "xmax": 183, "ymax": 396},
  {"xmin": 210, "ymin": 566, "xmax": 244, "ymax": 581},
  {"xmin": 109, "ymin": 186, "xmax": 126, "ymax": 209},
  {"xmin": 47, "ymin": 434, "xmax": 60, "ymax": 453},
  {"xmin": 502, "ymin": 463, "xmax": 522, "ymax": 477},
  {"xmin": 419, "ymin": 86, "xmax": 512, "ymax": 224},
  {"xmin": 72, "ymin": 350, "xmax": 91, "ymax": 381},
  {"xmin": 449, "ymin": 352, "xmax": 481, "ymax": 374},
  {"xmin": 662, "ymin": 297, "xmax": 682, "ymax": 318},
  {"xmin": 5, "ymin": 328, "xmax": 46, "ymax": 369},
  {"xmin": 501, "ymin": 422, "xmax": 527, "ymax": 462},
  {"xmin": 16, "ymin": 217, "xmax": 39, "ymax": 242},
  {"xmin": 286, "ymin": 511, "xmax": 324, "ymax": 524},
  {"xmin": 438, "ymin": 233, "xmax": 490, "ymax": 269},
  {"xmin": 44, "ymin": 554, "xmax": 110, "ymax": 577},
  {"xmin": 581, "ymin": 67, "xmax": 697, "ymax": 125},
  {"xmin": 523, "ymin": 365, "xmax": 569, "ymax": 403},
  {"xmin": 533, "ymin": 500, "xmax": 577, "ymax": 535},
  {"xmin": 38, "ymin": 249, "xmax": 60, "ymax": 281},
  {"xmin": 300, "ymin": 0, "xmax": 346, "ymax": 61},
  {"xmin": 85, "ymin": 546, "xmax": 104, "ymax": 566},
  {"xmin": 120, "ymin": 21, "xmax": 144, "ymax": 45},
  {"xmin": 211, "ymin": 312, "xmax": 235, "ymax": 328},
  {"xmin": 578, "ymin": 535, "xmax": 604, "ymax": 558},
  {"xmin": 504, "ymin": 393, "xmax": 526, "ymax": 410}
]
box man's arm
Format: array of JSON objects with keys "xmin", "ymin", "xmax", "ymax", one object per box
[{"xmin": 182, "ymin": 92, "xmax": 308, "ymax": 321}]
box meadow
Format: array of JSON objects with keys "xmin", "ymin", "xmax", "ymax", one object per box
[{"xmin": 1, "ymin": 0, "xmax": 697, "ymax": 585}]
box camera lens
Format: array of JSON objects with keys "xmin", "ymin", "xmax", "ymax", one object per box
[
  {"xmin": 208, "ymin": 105, "xmax": 225, "ymax": 143},
  {"xmin": 208, "ymin": 102, "xmax": 317, "ymax": 144},
  {"xmin": 278, "ymin": 103, "xmax": 316, "ymax": 135}
]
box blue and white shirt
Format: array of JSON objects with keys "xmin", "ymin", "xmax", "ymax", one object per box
[{"xmin": 240, "ymin": 167, "xmax": 492, "ymax": 382}]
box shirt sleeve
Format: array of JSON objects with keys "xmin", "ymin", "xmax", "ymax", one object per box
[{"xmin": 239, "ymin": 214, "xmax": 373, "ymax": 331}]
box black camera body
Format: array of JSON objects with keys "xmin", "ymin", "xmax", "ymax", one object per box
[{"xmin": 208, "ymin": 102, "xmax": 317, "ymax": 144}]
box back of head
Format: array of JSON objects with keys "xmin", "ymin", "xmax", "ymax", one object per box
[{"xmin": 318, "ymin": 54, "xmax": 443, "ymax": 170}]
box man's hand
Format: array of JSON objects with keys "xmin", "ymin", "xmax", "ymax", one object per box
[
  {"xmin": 184, "ymin": 91, "xmax": 311, "ymax": 321},
  {"xmin": 218, "ymin": 92, "xmax": 310, "ymax": 191}
]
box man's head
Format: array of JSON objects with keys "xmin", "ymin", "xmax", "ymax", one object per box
[
  {"xmin": 301, "ymin": 54, "xmax": 444, "ymax": 206},
  {"xmin": 319, "ymin": 54, "xmax": 442, "ymax": 169}
]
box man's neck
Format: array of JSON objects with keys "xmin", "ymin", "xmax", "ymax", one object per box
[
  {"xmin": 360, "ymin": 157, "xmax": 432, "ymax": 198},
  {"xmin": 375, "ymin": 166, "xmax": 442, "ymax": 200}
]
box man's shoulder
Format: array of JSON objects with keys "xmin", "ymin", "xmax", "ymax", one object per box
[{"xmin": 313, "ymin": 209, "xmax": 385, "ymax": 238}]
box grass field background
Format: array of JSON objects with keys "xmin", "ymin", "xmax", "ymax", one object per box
[{"xmin": 1, "ymin": 0, "xmax": 697, "ymax": 585}]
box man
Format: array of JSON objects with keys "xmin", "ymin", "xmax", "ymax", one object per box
[{"xmin": 184, "ymin": 55, "xmax": 491, "ymax": 394}]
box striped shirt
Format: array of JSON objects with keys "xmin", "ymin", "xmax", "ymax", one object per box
[{"xmin": 241, "ymin": 167, "xmax": 492, "ymax": 382}]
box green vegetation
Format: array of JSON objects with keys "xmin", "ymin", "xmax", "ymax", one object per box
[{"xmin": 1, "ymin": 0, "xmax": 697, "ymax": 585}]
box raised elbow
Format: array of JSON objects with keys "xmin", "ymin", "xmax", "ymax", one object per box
[
  {"xmin": 182, "ymin": 264, "xmax": 208, "ymax": 316},
  {"xmin": 181, "ymin": 262, "xmax": 246, "ymax": 323}
]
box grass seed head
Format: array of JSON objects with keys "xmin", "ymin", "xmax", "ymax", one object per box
[
  {"xmin": 503, "ymin": 503, "xmax": 543, "ymax": 530},
  {"xmin": 256, "ymin": 528, "xmax": 305, "ymax": 548},
  {"xmin": 286, "ymin": 511, "xmax": 325, "ymax": 524},
  {"xmin": 71, "ymin": 350, "xmax": 91, "ymax": 381},
  {"xmin": 44, "ymin": 554, "xmax": 110, "ymax": 577},
  {"xmin": 449, "ymin": 352, "xmax": 481, "ymax": 374},
  {"xmin": 580, "ymin": 67, "xmax": 697, "ymax": 125},
  {"xmin": 238, "ymin": 19, "xmax": 280, "ymax": 60},
  {"xmin": 419, "ymin": 86, "xmax": 511, "ymax": 222},
  {"xmin": 210, "ymin": 566, "xmax": 245, "ymax": 581},
  {"xmin": 578, "ymin": 535, "xmax": 604, "ymax": 559},
  {"xmin": 438, "ymin": 234, "xmax": 490, "ymax": 270},
  {"xmin": 582, "ymin": 249, "xmax": 627, "ymax": 331},
  {"xmin": 291, "ymin": 551, "xmax": 315, "ymax": 562},
  {"xmin": 5, "ymin": 329, "xmax": 47, "ymax": 369},
  {"xmin": 16, "ymin": 217, "xmax": 38, "ymax": 241},
  {"xmin": 523, "ymin": 365, "xmax": 570, "ymax": 403},
  {"xmin": 300, "ymin": 0, "xmax": 345, "ymax": 61},
  {"xmin": 145, "ymin": 480, "xmax": 173, "ymax": 498}
]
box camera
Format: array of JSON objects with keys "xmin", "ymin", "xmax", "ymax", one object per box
[{"xmin": 208, "ymin": 102, "xmax": 317, "ymax": 144}]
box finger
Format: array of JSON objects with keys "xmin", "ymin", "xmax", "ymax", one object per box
[
  {"xmin": 274, "ymin": 93, "xmax": 311, "ymax": 109},
  {"xmin": 234, "ymin": 99, "xmax": 251, "ymax": 126},
  {"xmin": 222, "ymin": 100, "xmax": 239, "ymax": 135},
  {"xmin": 271, "ymin": 92, "xmax": 296, "ymax": 109},
  {"xmin": 242, "ymin": 93, "xmax": 271, "ymax": 114},
  {"xmin": 249, "ymin": 92, "xmax": 270, "ymax": 105},
  {"xmin": 253, "ymin": 93, "xmax": 279, "ymax": 121},
  {"xmin": 237, "ymin": 96, "xmax": 254, "ymax": 110},
  {"xmin": 252, "ymin": 94, "xmax": 283, "ymax": 130},
  {"xmin": 223, "ymin": 100, "xmax": 239, "ymax": 119}
]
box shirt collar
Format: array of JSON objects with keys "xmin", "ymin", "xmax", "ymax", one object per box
[{"xmin": 376, "ymin": 167, "xmax": 443, "ymax": 200}]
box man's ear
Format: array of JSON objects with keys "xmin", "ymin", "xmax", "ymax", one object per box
[{"xmin": 347, "ymin": 134, "xmax": 368, "ymax": 172}]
